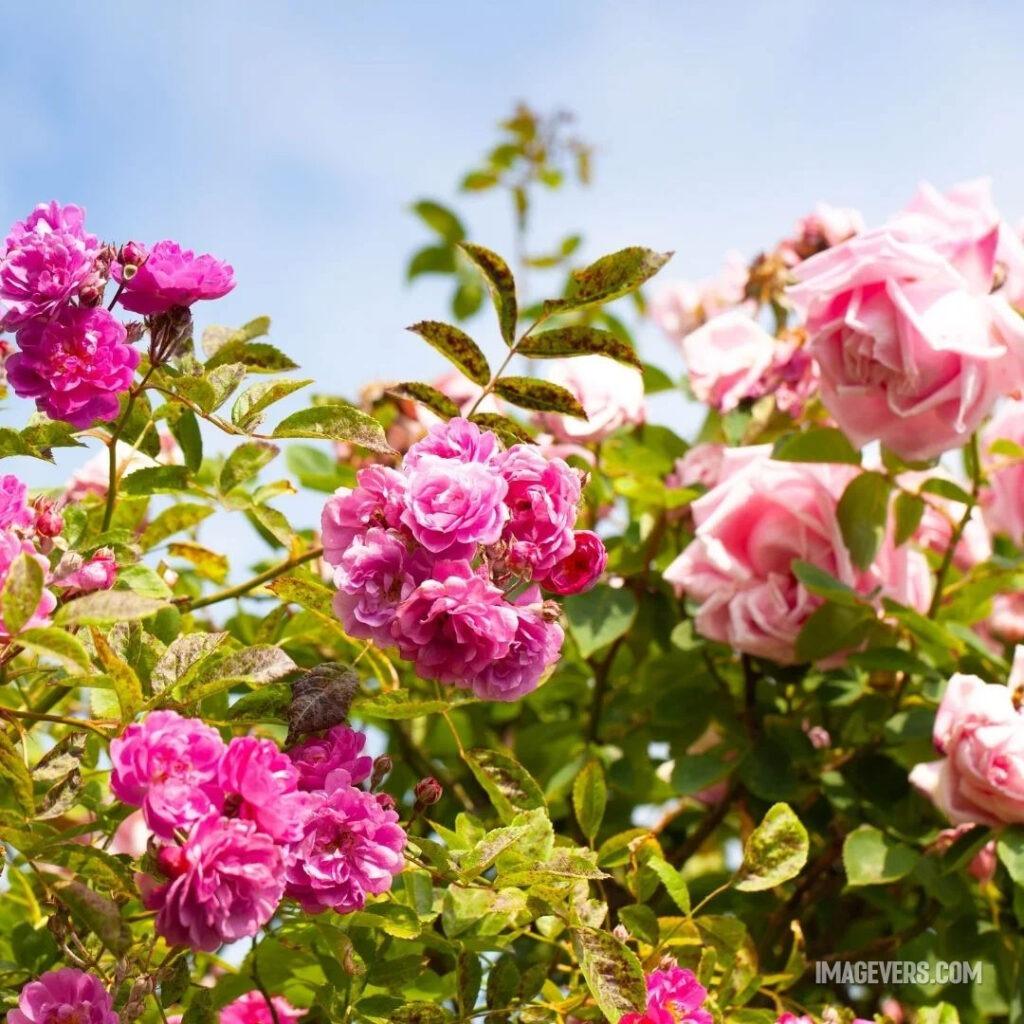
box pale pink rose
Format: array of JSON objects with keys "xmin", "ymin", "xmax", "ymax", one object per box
[
  {"xmin": 682, "ymin": 312, "xmax": 778, "ymax": 413},
  {"xmin": 930, "ymin": 823, "xmax": 997, "ymax": 884},
  {"xmin": 899, "ymin": 470, "xmax": 991, "ymax": 569},
  {"xmin": 652, "ymin": 250, "xmax": 750, "ymax": 344},
  {"xmin": 778, "ymin": 202, "xmax": 865, "ymax": 266},
  {"xmin": 909, "ymin": 665, "xmax": 1024, "ymax": 826},
  {"xmin": 789, "ymin": 230, "xmax": 1024, "ymax": 460},
  {"xmin": 664, "ymin": 448, "xmax": 932, "ymax": 664},
  {"xmin": 109, "ymin": 809, "xmax": 151, "ymax": 859},
  {"xmin": 64, "ymin": 434, "xmax": 180, "ymax": 502},
  {"xmin": 667, "ymin": 444, "xmax": 726, "ymax": 491},
  {"xmin": 220, "ymin": 992, "xmax": 304, "ymax": 1024},
  {"xmin": 987, "ymin": 592, "xmax": 1024, "ymax": 644},
  {"xmin": 981, "ymin": 399, "xmax": 1024, "ymax": 544},
  {"xmin": 538, "ymin": 355, "xmax": 645, "ymax": 444}
]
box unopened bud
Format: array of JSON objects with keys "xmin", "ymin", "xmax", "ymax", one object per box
[
  {"xmin": 77, "ymin": 273, "xmax": 106, "ymax": 307},
  {"xmin": 33, "ymin": 498, "xmax": 63, "ymax": 539},
  {"xmin": 414, "ymin": 776, "xmax": 443, "ymax": 809},
  {"xmin": 370, "ymin": 754, "xmax": 393, "ymax": 790},
  {"xmin": 612, "ymin": 924, "xmax": 629, "ymax": 942},
  {"xmin": 156, "ymin": 844, "xmax": 187, "ymax": 879},
  {"xmin": 376, "ymin": 792, "xmax": 397, "ymax": 812},
  {"xmin": 118, "ymin": 240, "xmax": 148, "ymax": 274}
]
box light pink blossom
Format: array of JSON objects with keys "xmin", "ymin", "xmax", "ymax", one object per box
[
  {"xmin": 321, "ymin": 465, "xmax": 407, "ymax": 564},
  {"xmin": 539, "ymin": 355, "xmax": 645, "ymax": 444},
  {"xmin": 651, "ymin": 250, "xmax": 750, "ymax": 344},
  {"xmin": 981, "ymin": 400, "xmax": 1024, "ymax": 544},
  {"xmin": 220, "ymin": 993, "xmax": 304, "ymax": 1024}
]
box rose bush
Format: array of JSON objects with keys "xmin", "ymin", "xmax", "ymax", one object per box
[{"xmin": 2, "ymin": 106, "xmax": 1024, "ymax": 1024}]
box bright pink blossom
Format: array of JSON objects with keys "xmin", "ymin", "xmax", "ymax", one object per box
[
  {"xmin": 321, "ymin": 465, "xmax": 407, "ymax": 564},
  {"xmin": 288, "ymin": 725, "xmax": 373, "ymax": 792},
  {"xmin": 405, "ymin": 416, "xmax": 500, "ymax": 469},
  {"xmin": 472, "ymin": 587, "xmax": 564, "ymax": 701},
  {"xmin": 109, "ymin": 711, "xmax": 226, "ymax": 838},
  {"xmin": 283, "ymin": 785, "xmax": 406, "ymax": 914},
  {"xmin": 146, "ymin": 815, "xmax": 285, "ymax": 952},
  {"xmin": 9, "ymin": 968, "xmax": 118, "ymax": 1024},
  {"xmin": 55, "ymin": 547, "xmax": 117, "ymax": 594},
  {"xmin": 0, "ymin": 202, "xmax": 100, "ymax": 327},
  {"xmin": 393, "ymin": 560, "xmax": 518, "ymax": 685},
  {"xmin": 0, "ymin": 530, "xmax": 56, "ymax": 638},
  {"xmin": 497, "ymin": 445, "xmax": 581, "ymax": 574},
  {"xmin": 8, "ymin": 306, "xmax": 139, "ymax": 428},
  {"xmin": 621, "ymin": 965, "xmax": 712, "ymax": 1024},
  {"xmin": 401, "ymin": 458, "xmax": 508, "ymax": 558},
  {"xmin": 0, "ymin": 474, "xmax": 30, "ymax": 530},
  {"xmin": 220, "ymin": 992, "xmax": 304, "ymax": 1024},
  {"xmin": 541, "ymin": 531, "xmax": 607, "ymax": 596},
  {"xmin": 112, "ymin": 239, "xmax": 234, "ymax": 316},
  {"xmin": 539, "ymin": 355, "xmax": 645, "ymax": 443},
  {"xmin": 217, "ymin": 736, "xmax": 316, "ymax": 843}
]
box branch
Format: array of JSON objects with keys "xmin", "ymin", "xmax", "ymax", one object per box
[{"xmin": 175, "ymin": 547, "xmax": 323, "ymax": 612}]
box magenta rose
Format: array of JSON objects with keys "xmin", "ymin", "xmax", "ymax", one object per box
[
  {"xmin": 0, "ymin": 474, "xmax": 31, "ymax": 530},
  {"xmin": 541, "ymin": 530, "xmax": 607, "ymax": 596},
  {"xmin": 472, "ymin": 586, "xmax": 564, "ymax": 701},
  {"xmin": 0, "ymin": 531, "xmax": 56, "ymax": 638},
  {"xmin": 9, "ymin": 968, "xmax": 118, "ymax": 1024},
  {"xmin": 321, "ymin": 465, "xmax": 407, "ymax": 564},
  {"xmin": 8, "ymin": 306, "xmax": 139, "ymax": 428},
  {"xmin": 54, "ymin": 547, "xmax": 118, "ymax": 594},
  {"xmin": 539, "ymin": 355, "xmax": 645, "ymax": 443},
  {"xmin": 405, "ymin": 415, "xmax": 501, "ymax": 469},
  {"xmin": 392, "ymin": 560, "xmax": 518, "ymax": 685},
  {"xmin": 664, "ymin": 448, "xmax": 932, "ymax": 664},
  {"xmin": 217, "ymin": 736, "xmax": 316, "ymax": 843},
  {"xmin": 401, "ymin": 458, "xmax": 508, "ymax": 558},
  {"xmin": 621, "ymin": 964, "xmax": 712, "ymax": 1024},
  {"xmin": 283, "ymin": 785, "xmax": 406, "ymax": 914},
  {"xmin": 981, "ymin": 399, "xmax": 1024, "ymax": 544},
  {"xmin": 788, "ymin": 230, "xmax": 1024, "ymax": 460},
  {"xmin": 220, "ymin": 993, "xmax": 304, "ymax": 1024},
  {"xmin": 497, "ymin": 445, "xmax": 581, "ymax": 574},
  {"xmin": 110, "ymin": 710, "xmax": 226, "ymax": 838},
  {"xmin": 112, "ymin": 239, "xmax": 235, "ymax": 315},
  {"xmin": 288, "ymin": 724, "xmax": 373, "ymax": 792},
  {"xmin": 909, "ymin": 672, "xmax": 1024, "ymax": 826},
  {"xmin": 146, "ymin": 815, "xmax": 285, "ymax": 952},
  {"xmin": 0, "ymin": 202, "xmax": 100, "ymax": 327}
]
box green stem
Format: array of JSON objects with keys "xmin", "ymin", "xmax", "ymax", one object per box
[{"xmin": 101, "ymin": 365, "xmax": 156, "ymax": 532}]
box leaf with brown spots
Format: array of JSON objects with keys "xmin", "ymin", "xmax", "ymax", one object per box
[
  {"xmin": 287, "ymin": 662, "xmax": 360, "ymax": 745},
  {"xmin": 407, "ymin": 321, "xmax": 491, "ymax": 386},
  {"xmin": 571, "ymin": 926, "xmax": 646, "ymax": 1022},
  {"xmin": 494, "ymin": 377, "xmax": 587, "ymax": 419},
  {"xmin": 544, "ymin": 246, "xmax": 672, "ymax": 315},
  {"xmin": 517, "ymin": 325, "xmax": 642, "ymax": 369},
  {"xmin": 389, "ymin": 380, "xmax": 461, "ymax": 421},
  {"xmin": 469, "ymin": 413, "xmax": 535, "ymax": 445},
  {"xmin": 458, "ymin": 243, "xmax": 518, "ymax": 345}
]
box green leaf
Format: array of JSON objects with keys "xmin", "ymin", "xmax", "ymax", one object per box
[
  {"xmin": 120, "ymin": 465, "xmax": 190, "ymax": 496},
  {"xmin": 459, "ymin": 243, "xmax": 518, "ymax": 345},
  {"xmin": 265, "ymin": 573, "xmax": 335, "ymax": 616},
  {"xmin": 183, "ymin": 644, "xmax": 296, "ymax": 701},
  {"xmin": 55, "ymin": 591, "xmax": 169, "ymax": 627},
  {"xmin": 206, "ymin": 339, "xmax": 298, "ymax": 374},
  {"xmin": 412, "ymin": 200, "xmax": 465, "ymax": 243},
  {"xmin": 921, "ymin": 477, "xmax": 973, "ymax": 504},
  {"xmin": 996, "ymin": 826, "xmax": 1024, "ymax": 886},
  {"xmin": 468, "ymin": 413, "xmax": 534, "ymax": 444},
  {"xmin": 388, "ymin": 382, "xmax": 460, "ymax": 421},
  {"xmin": 571, "ymin": 926, "xmax": 646, "ymax": 1023},
  {"xmin": 671, "ymin": 751, "xmax": 733, "ymax": 797},
  {"xmin": 408, "ymin": 244, "xmax": 456, "ymax": 281},
  {"xmin": 842, "ymin": 824, "xmax": 919, "ymax": 885},
  {"xmin": 90, "ymin": 627, "xmax": 143, "ymax": 721},
  {"xmin": 150, "ymin": 632, "xmax": 229, "ymax": 693},
  {"xmin": 463, "ymin": 747, "xmax": 546, "ymax": 823},
  {"xmin": 794, "ymin": 601, "xmax": 873, "ymax": 662},
  {"xmin": 353, "ymin": 691, "xmax": 458, "ymax": 720},
  {"xmin": 272, "ymin": 404, "xmax": 392, "ymax": 453},
  {"xmin": 894, "ymin": 491, "xmax": 926, "ymax": 546},
  {"xmin": 647, "ymin": 855, "xmax": 691, "ymax": 914},
  {"xmin": 564, "ymin": 586, "xmax": 637, "ymax": 658},
  {"xmin": 736, "ymin": 803, "xmax": 809, "ymax": 891},
  {"xmin": 220, "ymin": 441, "xmax": 279, "ymax": 492},
  {"xmin": 791, "ymin": 560, "xmax": 865, "ymax": 608},
  {"xmin": 117, "ymin": 564, "xmax": 173, "ymax": 600},
  {"xmin": 139, "ymin": 504, "xmax": 214, "ymax": 550},
  {"xmin": 231, "ymin": 378, "xmax": 313, "ymax": 432},
  {"xmin": 58, "ymin": 881, "xmax": 131, "ymax": 954},
  {"xmin": 1, "ymin": 552, "xmax": 44, "ymax": 635},
  {"xmin": 837, "ymin": 471, "xmax": 892, "ymax": 570},
  {"xmin": 772, "ymin": 428, "xmax": 861, "ymax": 465},
  {"xmin": 407, "ymin": 321, "xmax": 491, "ymax": 386},
  {"xmin": 169, "ymin": 408, "xmax": 203, "ymax": 473},
  {"xmin": 0, "ymin": 730, "xmax": 34, "ymax": 816},
  {"xmin": 286, "ymin": 662, "xmax": 359, "ymax": 744},
  {"xmin": 494, "ymin": 376, "xmax": 587, "ymax": 418},
  {"xmin": 573, "ymin": 759, "xmax": 607, "ymax": 843},
  {"xmin": 517, "ymin": 326, "xmax": 641, "ymax": 369},
  {"xmin": 916, "ymin": 1006, "xmax": 961, "ymax": 1024},
  {"xmin": 168, "ymin": 542, "xmax": 228, "ymax": 583},
  {"xmin": 547, "ymin": 247, "xmax": 672, "ymax": 314},
  {"xmin": 17, "ymin": 627, "xmax": 91, "ymax": 672},
  {"xmin": 180, "ymin": 988, "xmax": 215, "ymax": 1024}
]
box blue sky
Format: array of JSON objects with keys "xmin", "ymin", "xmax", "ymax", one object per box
[{"xmin": 4, "ymin": 1, "xmax": 1023, "ymax": 564}]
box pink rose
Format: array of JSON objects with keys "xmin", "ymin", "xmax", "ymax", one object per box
[
  {"xmin": 217, "ymin": 736, "xmax": 316, "ymax": 843},
  {"xmin": 110, "ymin": 711, "xmax": 226, "ymax": 838},
  {"xmin": 668, "ymin": 444, "xmax": 726, "ymax": 491},
  {"xmin": 497, "ymin": 445, "xmax": 581, "ymax": 574},
  {"xmin": 682, "ymin": 312, "xmax": 778, "ymax": 413},
  {"xmin": 220, "ymin": 993, "xmax": 304, "ymax": 1024},
  {"xmin": 981, "ymin": 400, "xmax": 1024, "ymax": 544},
  {"xmin": 112, "ymin": 239, "xmax": 235, "ymax": 315},
  {"xmin": 0, "ymin": 474, "xmax": 30, "ymax": 530},
  {"xmin": 54, "ymin": 547, "xmax": 118, "ymax": 594},
  {"xmin": 9, "ymin": 968, "xmax": 118, "ymax": 1024},
  {"xmin": 652, "ymin": 250, "xmax": 750, "ymax": 344},
  {"xmin": 321, "ymin": 465, "xmax": 407, "ymax": 564},
  {"xmin": 930, "ymin": 823, "xmax": 997, "ymax": 884},
  {"xmin": 0, "ymin": 531, "xmax": 56, "ymax": 638},
  {"xmin": 283, "ymin": 785, "xmax": 406, "ymax": 914},
  {"xmin": 541, "ymin": 530, "xmax": 607, "ymax": 596},
  {"xmin": 392, "ymin": 560, "xmax": 518, "ymax": 685},
  {"xmin": 621, "ymin": 964, "xmax": 712, "ymax": 1024},
  {"xmin": 986, "ymin": 592, "xmax": 1024, "ymax": 644},
  {"xmin": 146, "ymin": 815, "xmax": 285, "ymax": 952},
  {"xmin": 789, "ymin": 230, "xmax": 1024, "ymax": 460},
  {"xmin": 471, "ymin": 586, "xmax": 564, "ymax": 701},
  {"xmin": 288, "ymin": 725, "xmax": 373, "ymax": 792},
  {"xmin": 8, "ymin": 306, "xmax": 139, "ymax": 428},
  {"xmin": 401, "ymin": 457, "xmax": 508, "ymax": 558},
  {"xmin": 664, "ymin": 448, "xmax": 932, "ymax": 664},
  {"xmin": 909, "ymin": 670, "xmax": 1024, "ymax": 826},
  {"xmin": 539, "ymin": 355, "xmax": 645, "ymax": 443},
  {"xmin": 405, "ymin": 415, "xmax": 501, "ymax": 469},
  {"xmin": 778, "ymin": 201, "xmax": 864, "ymax": 266}
]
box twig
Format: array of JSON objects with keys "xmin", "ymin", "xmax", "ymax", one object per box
[{"xmin": 176, "ymin": 547, "xmax": 323, "ymax": 611}]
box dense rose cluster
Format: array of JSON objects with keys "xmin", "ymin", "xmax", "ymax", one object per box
[
  {"xmin": 110, "ymin": 712, "xmax": 405, "ymax": 950},
  {"xmin": 0, "ymin": 200, "xmax": 233, "ymax": 428},
  {"xmin": 322, "ymin": 417, "xmax": 605, "ymax": 700}
]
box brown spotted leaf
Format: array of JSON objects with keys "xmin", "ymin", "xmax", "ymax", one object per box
[
  {"xmin": 494, "ymin": 377, "xmax": 587, "ymax": 419},
  {"xmin": 545, "ymin": 247, "xmax": 672, "ymax": 315},
  {"xmin": 469, "ymin": 413, "xmax": 535, "ymax": 445},
  {"xmin": 287, "ymin": 662, "xmax": 360, "ymax": 745},
  {"xmin": 389, "ymin": 381, "xmax": 460, "ymax": 421},
  {"xmin": 463, "ymin": 747, "xmax": 545, "ymax": 823},
  {"xmin": 272, "ymin": 404, "xmax": 393, "ymax": 454},
  {"xmin": 517, "ymin": 326, "xmax": 641, "ymax": 369},
  {"xmin": 459, "ymin": 243, "xmax": 518, "ymax": 345},
  {"xmin": 571, "ymin": 926, "xmax": 646, "ymax": 1022},
  {"xmin": 58, "ymin": 881, "xmax": 131, "ymax": 954},
  {"xmin": 407, "ymin": 321, "xmax": 491, "ymax": 386}
]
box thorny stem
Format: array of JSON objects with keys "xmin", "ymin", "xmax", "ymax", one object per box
[{"xmin": 175, "ymin": 547, "xmax": 323, "ymax": 612}]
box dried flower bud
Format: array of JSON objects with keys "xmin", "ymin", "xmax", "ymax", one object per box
[
  {"xmin": 148, "ymin": 305, "xmax": 193, "ymax": 366},
  {"xmin": 414, "ymin": 776, "xmax": 443, "ymax": 809},
  {"xmin": 124, "ymin": 321, "xmax": 146, "ymax": 345}
]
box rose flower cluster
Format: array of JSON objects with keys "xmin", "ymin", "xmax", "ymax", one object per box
[
  {"xmin": 110, "ymin": 711, "xmax": 405, "ymax": 951},
  {"xmin": 0, "ymin": 201, "xmax": 233, "ymax": 428},
  {"xmin": 322, "ymin": 416, "xmax": 607, "ymax": 701}
]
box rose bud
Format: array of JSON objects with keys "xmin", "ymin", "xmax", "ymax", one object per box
[{"xmin": 541, "ymin": 530, "xmax": 607, "ymax": 596}]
